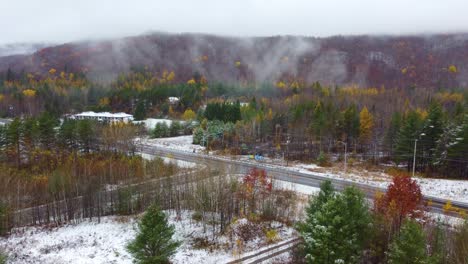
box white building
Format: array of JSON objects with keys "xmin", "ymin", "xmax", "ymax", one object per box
[
  {"xmin": 168, "ymin": 97, "xmax": 180, "ymax": 105},
  {"xmin": 71, "ymin": 111, "xmax": 134, "ymax": 123}
]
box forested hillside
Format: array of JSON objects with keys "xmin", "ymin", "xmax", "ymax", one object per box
[
  {"xmin": 0, "ymin": 33, "xmax": 466, "ymax": 179},
  {"xmin": 1, "ymin": 33, "xmax": 467, "ymax": 88}
]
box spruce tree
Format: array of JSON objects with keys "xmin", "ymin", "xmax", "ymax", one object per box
[
  {"xmin": 385, "ymin": 112, "xmax": 402, "ymax": 154},
  {"xmin": 134, "ymin": 101, "xmax": 147, "ymax": 121},
  {"xmin": 421, "ymin": 103, "xmax": 444, "ymax": 165},
  {"xmin": 127, "ymin": 204, "xmax": 180, "ymax": 264},
  {"xmin": 298, "ymin": 181, "xmax": 371, "ymax": 264},
  {"xmin": 387, "ymin": 219, "xmax": 428, "ymax": 264},
  {"xmin": 152, "ymin": 122, "xmax": 169, "ymax": 138},
  {"xmin": 395, "ymin": 111, "xmax": 423, "ymax": 170}
]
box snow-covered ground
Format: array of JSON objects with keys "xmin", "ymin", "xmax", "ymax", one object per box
[
  {"xmin": 133, "ymin": 118, "xmax": 174, "ymax": 130},
  {"xmin": 275, "ymin": 180, "xmax": 320, "ymax": 196},
  {"xmin": 139, "ymin": 152, "xmax": 197, "ymax": 168},
  {"xmin": 289, "ymin": 164, "xmax": 468, "ymax": 203},
  {"xmin": 0, "ymin": 212, "xmax": 296, "ymax": 264},
  {"xmin": 141, "ymin": 135, "xmax": 468, "ymax": 203},
  {"xmin": 144, "ymin": 135, "xmax": 206, "ymax": 153}
]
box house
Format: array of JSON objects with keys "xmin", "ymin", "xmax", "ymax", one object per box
[
  {"xmin": 168, "ymin": 97, "xmax": 180, "ymax": 105},
  {"xmin": 71, "ymin": 111, "xmax": 134, "ymax": 123}
]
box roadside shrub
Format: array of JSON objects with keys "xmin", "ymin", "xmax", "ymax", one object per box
[
  {"xmin": 316, "ymin": 152, "xmax": 331, "ymax": 167},
  {"xmin": 152, "ymin": 122, "xmax": 169, "ymax": 138},
  {"xmin": 231, "ymin": 219, "xmax": 262, "ymax": 243},
  {"xmin": 450, "ymin": 220, "xmax": 468, "ymax": 263},
  {"xmin": 192, "ymin": 211, "xmax": 203, "ymax": 222},
  {"xmin": 0, "ymin": 202, "xmax": 10, "ymax": 236},
  {"xmin": 265, "ymin": 229, "xmax": 279, "ymax": 244}
]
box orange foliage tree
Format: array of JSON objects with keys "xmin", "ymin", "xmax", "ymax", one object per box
[
  {"xmin": 241, "ymin": 168, "xmax": 272, "ymax": 215},
  {"xmin": 374, "ymin": 172, "xmax": 424, "ymax": 232}
]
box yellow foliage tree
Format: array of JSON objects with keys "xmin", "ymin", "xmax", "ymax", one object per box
[
  {"xmin": 0, "ymin": 94, "xmax": 4, "ymax": 102},
  {"xmin": 49, "ymin": 68, "xmax": 56, "ymax": 75},
  {"xmin": 22, "ymin": 89, "xmax": 36, "ymax": 97},
  {"xmin": 359, "ymin": 106, "xmax": 374, "ymax": 144},
  {"xmin": 166, "ymin": 71, "xmax": 175, "ymax": 82},
  {"xmin": 187, "ymin": 78, "xmax": 196, "ymax": 85},
  {"xmin": 182, "ymin": 109, "xmax": 196, "ymax": 121},
  {"xmin": 448, "ymin": 65, "xmax": 457, "ymax": 73},
  {"xmin": 276, "ymin": 81, "xmax": 286, "ymax": 89},
  {"xmin": 99, "ymin": 97, "xmax": 110, "ymax": 107},
  {"xmin": 235, "ymin": 61, "xmax": 241, "ymax": 67}
]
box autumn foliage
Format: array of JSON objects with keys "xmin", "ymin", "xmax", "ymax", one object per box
[
  {"xmin": 374, "ymin": 172, "xmax": 423, "ymax": 231},
  {"xmin": 241, "ymin": 168, "xmax": 272, "ymax": 214}
]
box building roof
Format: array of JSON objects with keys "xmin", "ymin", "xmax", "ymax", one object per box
[{"xmin": 74, "ymin": 111, "xmax": 133, "ymax": 118}]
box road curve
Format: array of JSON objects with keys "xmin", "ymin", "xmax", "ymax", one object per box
[{"xmin": 139, "ymin": 144, "xmax": 468, "ymax": 217}]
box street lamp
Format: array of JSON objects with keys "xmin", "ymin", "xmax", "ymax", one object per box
[
  {"xmin": 336, "ymin": 141, "xmax": 347, "ymax": 173},
  {"xmin": 412, "ymin": 133, "xmax": 426, "ymax": 177}
]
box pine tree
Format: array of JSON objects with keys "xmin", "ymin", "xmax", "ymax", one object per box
[
  {"xmin": 5, "ymin": 118, "xmax": 23, "ymax": 167},
  {"xmin": 134, "ymin": 101, "xmax": 147, "ymax": 121},
  {"xmin": 395, "ymin": 111, "xmax": 423, "ymax": 170},
  {"xmin": 38, "ymin": 112, "xmax": 57, "ymax": 150},
  {"xmin": 385, "ymin": 112, "xmax": 402, "ymax": 154},
  {"xmin": 298, "ymin": 181, "xmax": 371, "ymax": 264},
  {"xmin": 387, "ymin": 220, "xmax": 428, "ymax": 264},
  {"xmin": 421, "ymin": 103, "xmax": 444, "ymax": 166},
  {"xmin": 152, "ymin": 122, "xmax": 169, "ymax": 138},
  {"xmin": 77, "ymin": 119, "xmax": 94, "ymax": 153},
  {"xmin": 127, "ymin": 204, "xmax": 180, "ymax": 264},
  {"xmin": 340, "ymin": 104, "xmax": 360, "ymax": 149}
]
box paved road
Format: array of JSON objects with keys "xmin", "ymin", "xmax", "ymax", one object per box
[{"xmin": 139, "ymin": 144, "xmax": 468, "ymax": 217}]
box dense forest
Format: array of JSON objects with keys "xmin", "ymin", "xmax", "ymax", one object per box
[{"xmin": 0, "ymin": 33, "xmax": 466, "ymax": 179}]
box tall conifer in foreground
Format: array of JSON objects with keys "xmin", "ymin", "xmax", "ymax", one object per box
[{"xmin": 127, "ymin": 203, "xmax": 180, "ymax": 264}]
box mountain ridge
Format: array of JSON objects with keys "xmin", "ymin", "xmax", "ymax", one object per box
[{"xmin": 1, "ymin": 32, "xmax": 467, "ymax": 89}]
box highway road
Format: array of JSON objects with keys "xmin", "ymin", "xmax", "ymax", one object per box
[{"xmin": 139, "ymin": 144, "xmax": 468, "ymax": 217}]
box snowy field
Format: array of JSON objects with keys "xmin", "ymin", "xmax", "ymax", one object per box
[
  {"xmin": 0, "ymin": 212, "xmax": 296, "ymax": 264},
  {"xmin": 139, "ymin": 152, "xmax": 197, "ymax": 168},
  {"xmin": 133, "ymin": 118, "xmax": 174, "ymax": 130},
  {"xmin": 141, "ymin": 135, "xmax": 468, "ymax": 203},
  {"xmin": 143, "ymin": 135, "xmax": 205, "ymax": 153}
]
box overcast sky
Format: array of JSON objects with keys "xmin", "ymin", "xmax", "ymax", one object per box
[{"xmin": 2, "ymin": 0, "xmax": 468, "ymax": 44}]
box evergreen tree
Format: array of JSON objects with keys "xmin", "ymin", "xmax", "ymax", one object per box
[
  {"xmin": 387, "ymin": 219, "xmax": 429, "ymax": 264},
  {"xmin": 76, "ymin": 119, "xmax": 94, "ymax": 153},
  {"xmin": 421, "ymin": 103, "xmax": 444, "ymax": 165},
  {"xmin": 385, "ymin": 112, "xmax": 403, "ymax": 154},
  {"xmin": 5, "ymin": 118, "xmax": 23, "ymax": 167},
  {"xmin": 134, "ymin": 101, "xmax": 147, "ymax": 121},
  {"xmin": 395, "ymin": 111, "xmax": 423, "ymax": 171},
  {"xmin": 127, "ymin": 204, "xmax": 180, "ymax": 264},
  {"xmin": 152, "ymin": 122, "xmax": 169, "ymax": 138},
  {"xmin": 58, "ymin": 119, "xmax": 78, "ymax": 150},
  {"xmin": 169, "ymin": 121, "xmax": 182, "ymax": 137},
  {"xmin": 298, "ymin": 181, "xmax": 371, "ymax": 264},
  {"xmin": 37, "ymin": 112, "xmax": 57, "ymax": 150},
  {"xmin": 434, "ymin": 113, "xmax": 467, "ymax": 178},
  {"xmin": 192, "ymin": 127, "xmax": 204, "ymax": 145},
  {"xmin": 340, "ymin": 104, "xmax": 360, "ymax": 148},
  {"xmin": 311, "ymin": 101, "xmax": 326, "ymax": 141}
]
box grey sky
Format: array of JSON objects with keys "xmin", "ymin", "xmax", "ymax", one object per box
[{"xmin": 2, "ymin": 0, "xmax": 468, "ymax": 44}]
